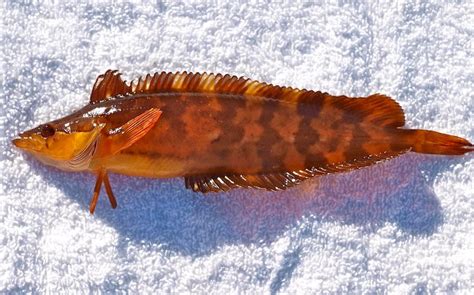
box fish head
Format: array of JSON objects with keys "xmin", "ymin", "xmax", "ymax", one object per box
[{"xmin": 12, "ymin": 116, "xmax": 104, "ymax": 167}]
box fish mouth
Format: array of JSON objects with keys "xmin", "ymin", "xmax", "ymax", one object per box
[{"xmin": 12, "ymin": 134, "xmax": 43, "ymax": 151}]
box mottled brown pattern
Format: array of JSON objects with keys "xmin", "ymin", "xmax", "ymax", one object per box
[
  {"xmin": 29, "ymin": 71, "xmax": 474, "ymax": 189},
  {"xmin": 256, "ymin": 100, "xmax": 285, "ymax": 171},
  {"xmin": 84, "ymin": 72, "xmax": 428, "ymax": 180},
  {"xmin": 13, "ymin": 69, "xmax": 474, "ymax": 212}
]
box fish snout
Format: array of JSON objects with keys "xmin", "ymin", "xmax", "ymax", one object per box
[{"xmin": 12, "ymin": 134, "xmax": 43, "ymax": 151}]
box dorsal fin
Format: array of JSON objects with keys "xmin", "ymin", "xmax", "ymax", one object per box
[
  {"xmin": 128, "ymin": 71, "xmax": 327, "ymax": 104},
  {"xmin": 90, "ymin": 70, "xmax": 330, "ymax": 104},
  {"xmin": 90, "ymin": 70, "xmax": 406, "ymax": 128},
  {"xmin": 127, "ymin": 72, "xmax": 404, "ymax": 125},
  {"xmin": 90, "ymin": 70, "xmax": 132, "ymax": 104},
  {"xmin": 331, "ymin": 94, "xmax": 405, "ymax": 127},
  {"xmin": 184, "ymin": 149, "xmax": 408, "ymax": 193}
]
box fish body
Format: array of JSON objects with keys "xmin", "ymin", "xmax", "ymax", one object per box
[
  {"xmin": 78, "ymin": 93, "xmax": 403, "ymax": 177},
  {"xmin": 13, "ymin": 70, "xmax": 473, "ymax": 214}
]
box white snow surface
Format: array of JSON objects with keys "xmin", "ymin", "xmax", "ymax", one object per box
[{"xmin": 1, "ymin": 1, "xmax": 473, "ymax": 293}]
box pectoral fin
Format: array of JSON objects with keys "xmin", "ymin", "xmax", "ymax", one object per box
[
  {"xmin": 88, "ymin": 109, "xmax": 161, "ymax": 214},
  {"xmin": 96, "ymin": 108, "xmax": 162, "ymax": 157}
]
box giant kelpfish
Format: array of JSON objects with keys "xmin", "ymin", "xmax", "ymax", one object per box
[{"xmin": 13, "ymin": 70, "xmax": 473, "ymax": 214}]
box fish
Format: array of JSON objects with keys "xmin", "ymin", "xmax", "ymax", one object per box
[{"xmin": 12, "ymin": 70, "xmax": 473, "ymax": 214}]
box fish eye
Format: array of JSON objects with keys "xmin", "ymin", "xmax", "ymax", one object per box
[{"xmin": 40, "ymin": 124, "xmax": 56, "ymax": 138}]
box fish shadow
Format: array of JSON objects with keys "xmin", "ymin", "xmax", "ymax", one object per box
[{"xmin": 30, "ymin": 152, "xmax": 470, "ymax": 257}]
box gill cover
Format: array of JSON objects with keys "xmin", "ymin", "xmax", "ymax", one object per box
[
  {"xmin": 13, "ymin": 124, "xmax": 104, "ymax": 171},
  {"xmin": 47, "ymin": 125, "xmax": 104, "ymax": 161}
]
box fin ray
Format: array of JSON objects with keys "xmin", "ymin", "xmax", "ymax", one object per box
[
  {"xmin": 96, "ymin": 108, "xmax": 162, "ymax": 157},
  {"xmin": 90, "ymin": 70, "xmax": 132, "ymax": 104},
  {"xmin": 332, "ymin": 94, "xmax": 405, "ymax": 127}
]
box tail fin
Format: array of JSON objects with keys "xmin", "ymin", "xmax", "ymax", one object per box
[{"xmin": 402, "ymin": 129, "xmax": 473, "ymax": 155}]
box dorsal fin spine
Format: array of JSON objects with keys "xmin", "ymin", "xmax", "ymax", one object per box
[
  {"xmin": 90, "ymin": 70, "xmax": 132, "ymax": 104},
  {"xmin": 144, "ymin": 74, "xmax": 152, "ymax": 90},
  {"xmin": 189, "ymin": 72, "xmax": 201, "ymax": 90}
]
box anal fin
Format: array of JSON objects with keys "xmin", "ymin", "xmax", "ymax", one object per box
[
  {"xmin": 184, "ymin": 169, "xmax": 316, "ymax": 193},
  {"xmin": 184, "ymin": 149, "xmax": 409, "ymax": 193}
]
